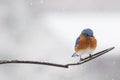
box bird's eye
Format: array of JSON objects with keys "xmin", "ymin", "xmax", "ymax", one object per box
[{"xmin": 87, "ymin": 34, "xmax": 89, "ymax": 36}]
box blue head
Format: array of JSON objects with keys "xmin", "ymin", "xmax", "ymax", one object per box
[{"xmin": 81, "ymin": 28, "xmax": 93, "ymax": 37}]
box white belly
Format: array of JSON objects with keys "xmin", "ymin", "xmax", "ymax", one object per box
[{"xmin": 76, "ymin": 48, "xmax": 94, "ymax": 55}]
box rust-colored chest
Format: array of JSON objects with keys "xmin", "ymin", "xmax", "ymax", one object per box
[{"xmin": 75, "ymin": 35, "xmax": 97, "ymax": 52}]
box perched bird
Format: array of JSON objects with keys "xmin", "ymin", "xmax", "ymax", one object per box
[{"xmin": 72, "ymin": 28, "xmax": 97, "ymax": 61}]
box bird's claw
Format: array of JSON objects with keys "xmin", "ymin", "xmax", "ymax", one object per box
[
  {"xmin": 79, "ymin": 58, "xmax": 83, "ymax": 62},
  {"xmin": 89, "ymin": 54, "xmax": 92, "ymax": 58}
]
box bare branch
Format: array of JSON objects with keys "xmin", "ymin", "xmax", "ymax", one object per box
[
  {"xmin": 0, "ymin": 47, "xmax": 115, "ymax": 68},
  {"xmin": 67, "ymin": 47, "xmax": 115, "ymax": 66}
]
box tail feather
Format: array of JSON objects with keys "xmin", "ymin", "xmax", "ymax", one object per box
[{"xmin": 72, "ymin": 53, "xmax": 79, "ymax": 57}]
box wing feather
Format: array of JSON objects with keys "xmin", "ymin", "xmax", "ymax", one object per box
[{"xmin": 75, "ymin": 36, "xmax": 80, "ymax": 48}]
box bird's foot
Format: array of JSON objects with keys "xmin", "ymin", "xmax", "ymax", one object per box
[
  {"xmin": 89, "ymin": 54, "xmax": 92, "ymax": 58},
  {"xmin": 79, "ymin": 58, "xmax": 83, "ymax": 62}
]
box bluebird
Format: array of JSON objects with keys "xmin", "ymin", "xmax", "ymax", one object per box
[{"xmin": 72, "ymin": 28, "xmax": 97, "ymax": 61}]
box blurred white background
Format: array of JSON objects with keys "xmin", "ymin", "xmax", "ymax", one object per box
[{"xmin": 0, "ymin": 0, "xmax": 120, "ymax": 80}]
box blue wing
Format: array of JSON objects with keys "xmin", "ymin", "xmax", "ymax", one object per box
[
  {"xmin": 75, "ymin": 36, "xmax": 80, "ymax": 48},
  {"xmin": 72, "ymin": 36, "xmax": 80, "ymax": 57}
]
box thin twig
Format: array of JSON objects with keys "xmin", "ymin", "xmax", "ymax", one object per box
[
  {"xmin": 67, "ymin": 47, "xmax": 115, "ymax": 66},
  {"xmin": 0, "ymin": 47, "xmax": 115, "ymax": 68}
]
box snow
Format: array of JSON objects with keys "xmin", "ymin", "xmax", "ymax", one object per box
[
  {"xmin": 40, "ymin": 0, "xmax": 44, "ymax": 4},
  {"xmin": 30, "ymin": 2, "xmax": 33, "ymax": 6},
  {"xmin": 0, "ymin": 0, "xmax": 120, "ymax": 80}
]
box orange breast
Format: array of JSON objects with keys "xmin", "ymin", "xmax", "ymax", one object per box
[
  {"xmin": 89, "ymin": 36, "xmax": 97, "ymax": 49},
  {"xmin": 75, "ymin": 35, "xmax": 97, "ymax": 52}
]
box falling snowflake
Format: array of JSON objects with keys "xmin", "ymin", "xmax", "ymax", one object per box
[
  {"xmin": 29, "ymin": 0, "xmax": 33, "ymax": 6},
  {"xmin": 111, "ymin": 78, "xmax": 114, "ymax": 80},
  {"xmin": 30, "ymin": 2, "xmax": 33, "ymax": 6},
  {"xmin": 40, "ymin": 0, "xmax": 44, "ymax": 4}
]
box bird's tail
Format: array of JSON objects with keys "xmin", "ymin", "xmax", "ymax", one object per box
[{"xmin": 72, "ymin": 53, "xmax": 79, "ymax": 57}]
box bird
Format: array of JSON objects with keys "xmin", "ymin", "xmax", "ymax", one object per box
[{"xmin": 72, "ymin": 28, "xmax": 97, "ymax": 61}]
